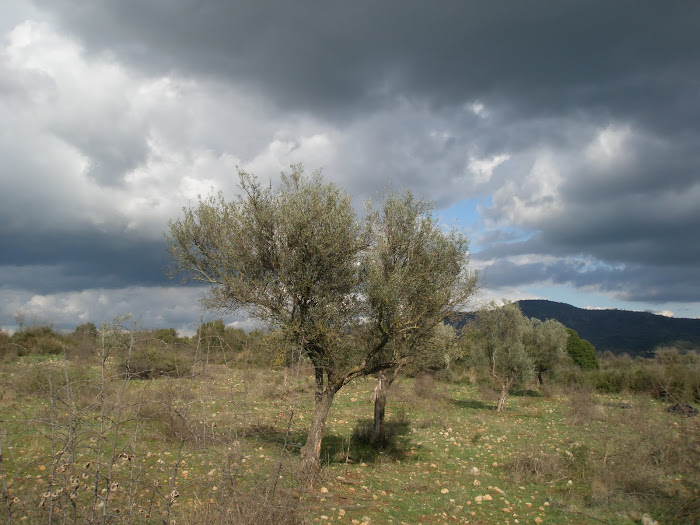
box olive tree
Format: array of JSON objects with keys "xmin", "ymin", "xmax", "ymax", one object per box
[
  {"xmin": 526, "ymin": 318, "xmax": 569, "ymax": 385},
  {"xmin": 470, "ymin": 302, "xmax": 534, "ymax": 412},
  {"xmin": 167, "ymin": 166, "xmax": 475, "ymax": 475}
]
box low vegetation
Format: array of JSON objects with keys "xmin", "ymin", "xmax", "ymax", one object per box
[{"xmin": 1, "ymin": 319, "xmax": 698, "ymax": 524}]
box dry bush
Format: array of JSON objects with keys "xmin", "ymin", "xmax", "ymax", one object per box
[
  {"xmin": 12, "ymin": 360, "xmax": 97, "ymax": 402},
  {"xmin": 599, "ymin": 409, "xmax": 700, "ymax": 514},
  {"xmin": 413, "ymin": 370, "xmax": 438, "ymax": 399},
  {"xmin": 504, "ymin": 450, "xmax": 567, "ymax": 484},
  {"xmin": 131, "ymin": 378, "xmax": 200, "ymax": 442},
  {"xmin": 243, "ymin": 367, "xmax": 287, "ymax": 400},
  {"xmin": 0, "ymin": 330, "xmax": 18, "ymax": 362},
  {"xmin": 65, "ymin": 335, "xmax": 97, "ymax": 363},
  {"xmin": 554, "ymin": 396, "xmax": 700, "ymax": 522},
  {"xmin": 505, "ymin": 441, "xmax": 592, "ymax": 486},
  {"xmin": 350, "ymin": 408, "xmax": 411, "ymax": 458},
  {"xmin": 476, "ymin": 382, "xmax": 501, "ymax": 406},
  {"xmin": 183, "ymin": 490, "xmax": 304, "ymax": 524},
  {"xmin": 566, "ymin": 386, "xmax": 601, "ymax": 425},
  {"xmin": 122, "ymin": 344, "xmax": 193, "ymax": 379}
]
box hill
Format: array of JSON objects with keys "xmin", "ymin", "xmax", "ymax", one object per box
[
  {"xmin": 517, "ymin": 300, "xmax": 700, "ymax": 356},
  {"xmin": 452, "ymin": 300, "xmax": 700, "ymax": 357}
]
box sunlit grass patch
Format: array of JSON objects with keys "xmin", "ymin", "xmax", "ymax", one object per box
[{"xmin": 2, "ymin": 358, "xmax": 698, "ymax": 524}]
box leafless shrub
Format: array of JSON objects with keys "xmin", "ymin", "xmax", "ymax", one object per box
[
  {"xmin": 183, "ymin": 490, "xmax": 304, "ymax": 524},
  {"xmin": 504, "ymin": 451, "xmax": 567, "ymax": 484},
  {"xmin": 566, "ymin": 386, "xmax": 601, "ymax": 425},
  {"xmin": 413, "ymin": 371, "xmax": 438, "ymax": 399}
]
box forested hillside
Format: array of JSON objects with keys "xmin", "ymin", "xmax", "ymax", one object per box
[
  {"xmin": 517, "ymin": 300, "xmax": 700, "ymax": 356},
  {"xmin": 451, "ymin": 300, "xmax": 700, "ymax": 356}
]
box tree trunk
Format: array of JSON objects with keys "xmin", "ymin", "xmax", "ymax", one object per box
[
  {"xmin": 497, "ymin": 387, "xmax": 508, "ymax": 412},
  {"xmin": 537, "ymin": 369, "xmax": 544, "ymax": 387},
  {"xmin": 314, "ymin": 366, "xmax": 324, "ymax": 403},
  {"xmin": 372, "ymin": 374, "xmax": 388, "ymax": 445},
  {"xmin": 300, "ymin": 387, "xmax": 335, "ymax": 481},
  {"xmin": 371, "ymin": 367, "xmax": 402, "ymax": 446}
]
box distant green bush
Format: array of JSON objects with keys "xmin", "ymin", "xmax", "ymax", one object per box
[
  {"xmin": 14, "ymin": 360, "xmax": 95, "ymax": 399},
  {"xmin": 566, "ymin": 328, "xmax": 599, "ymax": 369},
  {"xmin": 587, "ymin": 349, "xmax": 700, "ymax": 402},
  {"xmin": 123, "ymin": 345, "xmax": 193, "ymax": 379},
  {"xmin": 10, "ymin": 325, "xmax": 64, "ymax": 356},
  {"xmin": 0, "ymin": 329, "xmax": 15, "ymax": 361},
  {"xmin": 153, "ymin": 327, "xmax": 183, "ymax": 345}
]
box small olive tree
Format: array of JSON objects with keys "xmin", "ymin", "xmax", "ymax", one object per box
[
  {"xmin": 470, "ymin": 302, "xmax": 534, "ymax": 411},
  {"xmin": 167, "ymin": 166, "xmax": 475, "ymax": 476},
  {"xmin": 526, "ymin": 318, "xmax": 569, "ymax": 385}
]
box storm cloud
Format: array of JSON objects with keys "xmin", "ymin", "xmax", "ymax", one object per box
[{"xmin": 2, "ymin": 1, "xmax": 699, "ymax": 331}]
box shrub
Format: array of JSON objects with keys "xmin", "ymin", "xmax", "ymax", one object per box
[
  {"xmin": 588, "ymin": 351, "xmax": 700, "ymax": 402},
  {"xmin": 413, "ymin": 370, "xmax": 438, "ymax": 399},
  {"xmin": 13, "ymin": 360, "xmax": 96, "ymax": 401},
  {"xmin": 0, "ymin": 329, "xmax": 17, "ymax": 362},
  {"xmin": 131, "ymin": 379, "xmax": 198, "ymax": 442},
  {"xmin": 566, "ymin": 328, "xmax": 599, "ymax": 369},
  {"xmin": 123, "ymin": 345, "xmax": 193, "ymax": 379},
  {"xmin": 10, "ymin": 325, "xmax": 64, "ymax": 356}
]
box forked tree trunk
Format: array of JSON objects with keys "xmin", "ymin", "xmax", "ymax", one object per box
[
  {"xmin": 496, "ymin": 375, "xmax": 515, "ymax": 412},
  {"xmin": 300, "ymin": 387, "xmax": 335, "ymax": 480}
]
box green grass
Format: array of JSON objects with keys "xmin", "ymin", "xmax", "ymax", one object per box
[{"xmin": 1, "ymin": 358, "xmax": 698, "ymax": 524}]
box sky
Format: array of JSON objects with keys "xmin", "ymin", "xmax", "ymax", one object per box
[{"xmin": 2, "ymin": 1, "xmax": 699, "ymax": 335}]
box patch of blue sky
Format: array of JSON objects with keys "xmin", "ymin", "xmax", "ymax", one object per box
[
  {"xmin": 437, "ymin": 197, "xmax": 483, "ymax": 229},
  {"xmin": 436, "ymin": 196, "xmax": 529, "ymax": 252}
]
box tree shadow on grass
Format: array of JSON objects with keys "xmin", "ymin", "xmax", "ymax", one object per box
[
  {"xmin": 239, "ymin": 419, "xmax": 421, "ymax": 466},
  {"xmin": 511, "ymin": 388, "xmax": 543, "ymax": 398},
  {"xmin": 321, "ymin": 418, "xmax": 421, "ymax": 466}
]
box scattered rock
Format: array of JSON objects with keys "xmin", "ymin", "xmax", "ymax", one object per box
[
  {"xmin": 641, "ymin": 513, "xmax": 659, "ymax": 525},
  {"xmin": 665, "ymin": 403, "xmax": 698, "ymax": 416}
]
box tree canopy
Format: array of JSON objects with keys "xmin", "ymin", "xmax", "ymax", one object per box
[{"xmin": 167, "ymin": 165, "xmax": 476, "ymax": 475}]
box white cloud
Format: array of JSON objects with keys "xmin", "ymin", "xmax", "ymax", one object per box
[
  {"xmin": 0, "ymin": 286, "xmax": 211, "ymax": 334},
  {"xmin": 654, "ymin": 309, "xmax": 674, "ymax": 318},
  {"xmin": 467, "ymin": 153, "xmax": 510, "ymax": 184},
  {"xmin": 585, "ymin": 124, "xmax": 632, "ymax": 170},
  {"xmin": 488, "ymin": 150, "xmax": 564, "ymax": 227}
]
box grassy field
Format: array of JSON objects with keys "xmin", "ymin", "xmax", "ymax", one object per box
[{"xmin": 1, "ymin": 355, "xmax": 698, "ymax": 524}]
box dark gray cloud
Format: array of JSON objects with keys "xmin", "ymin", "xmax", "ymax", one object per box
[
  {"xmin": 32, "ymin": 1, "xmax": 700, "ymax": 122},
  {"xmin": 0, "ymin": 230, "xmax": 170, "ymax": 292},
  {"xmin": 1, "ymin": 0, "xmax": 698, "ymax": 330}
]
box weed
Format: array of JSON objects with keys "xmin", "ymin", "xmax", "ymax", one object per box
[{"xmin": 412, "ymin": 370, "xmax": 437, "ymax": 399}]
